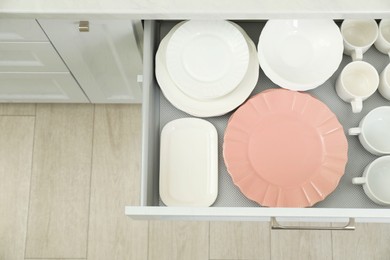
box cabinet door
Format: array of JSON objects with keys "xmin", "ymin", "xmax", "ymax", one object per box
[
  {"xmin": 0, "ymin": 73, "xmax": 89, "ymax": 103},
  {"xmin": 0, "ymin": 42, "xmax": 69, "ymax": 72},
  {"xmin": 38, "ymin": 20, "xmax": 143, "ymax": 103},
  {"xmin": 0, "ymin": 19, "xmax": 48, "ymax": 42}
]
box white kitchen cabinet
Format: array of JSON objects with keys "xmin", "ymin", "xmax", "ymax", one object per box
[
  {"xmin": 38, "ymin": 20, "xmax": 143, "ymax": 103},
  {"xmin": 0, "ymin": 19, "xmax": 48, "ymax": 42},
  {"xmin": 0, "ymin": 73, "xmax": 88, "ymax": 102},
  {"xmin": 125, "ymin": 20, "xmax": 390, "ymax": 229},
  {"xmin": 0, "ymin": 19, "xmax": 88, "ymax": 103},
  {"xmin": 0, "ymin": 42, "xmax": 69, "ymax": 72}
]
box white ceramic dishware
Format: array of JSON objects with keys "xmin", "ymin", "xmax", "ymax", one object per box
[
  {"xmin": 374, "ymin": 19, "xmax": 390, "ymax": 57},
  {"xmin": 156, "ymin": 22, "xmax": 259, "ymax": 117},
  {"xmin": 379, "ymin": 63, "xmax": 390, "ymax": 100},
  {"xmin": 341, "ymin": 19, "xmax": 378, "ymax": 61},
  {"xmin": 165, "ymin": 20, "xmax": 249, "ymax": 100},
  {"xmin": 257, "ymin": 19, "xmax": 343, "ymax": 91},
  {"xmin": 352, "ymin": 156, "xmax": 390, "ymax": 205},
  {"xmin": 349, "ymin": 106, "xmax": 390, "ymax": 155},
  {"xmin": 159, "ymin": 118, "xmax": 218, "ymax": 206},
  {"xmin": 336, "ymin": 61, "xmax": 379, "ymax": 113}
]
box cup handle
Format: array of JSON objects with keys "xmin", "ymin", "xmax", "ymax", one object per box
[
  {"xmin": 352, "ymin": 49, "xmax": 363, "ymax": 61},
  {"xmin": 349, "ymin": 127, "xmax": 361, "ymax": 135},
  {"xmin": 351, "ymin": 98, "xmax": 363, "ymax": 113},
  {"xmin": 352, "ymin": 177, "xmax": 366, "ymax": 185}
]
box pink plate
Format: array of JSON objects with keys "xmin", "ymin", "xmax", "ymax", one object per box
[{"xmin": 223, "ymin": 89, "xmax": 348, "ymax": 207}]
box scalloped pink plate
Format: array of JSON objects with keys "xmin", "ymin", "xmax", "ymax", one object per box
[{"xmin": 223, "ymin": 89, "xmax": 348, "ymax": 207}]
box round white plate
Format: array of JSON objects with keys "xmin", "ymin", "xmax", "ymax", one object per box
[
  {"xmin": 156, "ymin": 22, "xmax": 259, "ymax": 117},
  {"xmin": 257, "ymin": 20, "xmax": 343, "ymax": 91},
  {"xmin": 166, "ymin": 20, "xmax": 250, "ymax": 100}
]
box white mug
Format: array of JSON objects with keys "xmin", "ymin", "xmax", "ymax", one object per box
[
  {"xmin": 336, "ymin": 61, "xmax": 379, "ymax": 113},
  {"xmin": 374, "ymin": 19, "xmax": 390, "ymax": 57},
  {"xmin": 349, "ymin": 106, "xmax": 390, "ymax": 155},
  {"xmin": 352, "ymin": 156, "xmax": 390, "ymax": 205},
  {"xmin": 341, "ymin": 19, "xmax": 378, "ymax": 61},
  {"xmin": 378, "ymin": 63, "xmax": 390, "ymax": 100}
]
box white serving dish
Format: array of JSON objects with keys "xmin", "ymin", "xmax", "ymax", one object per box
[
  {"xmin": 257, "ymin": 19, "xmax": 343, "ymax": 91},
  {"xmin": 159, "ymin": 118, "xmax": 218, "ymax": 206}
]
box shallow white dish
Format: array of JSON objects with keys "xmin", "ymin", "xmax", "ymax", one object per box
[
  {"xmin": 156, "ymin": 21, "xmax": 259, "ymax": 117},
  {"xmin": 257, "ymin": 19, "xmax": 343, "ymax": 91},
  {"xmin": 159, "ymin": 118, "xmax": 218, "ymax": 207},
  {"xmin": 166, "ymin": 20, "xmax": 249, "ymax": 100}
]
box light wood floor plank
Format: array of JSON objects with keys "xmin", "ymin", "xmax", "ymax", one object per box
[
  {"xmin": 0, "ymin": 116, "xmax": 35, "ymax": 260},
  {"xmin": 210, "ymin": 221, "xmax": 270, "ymax": 260},
  {"xmin": 149, "ymin": 221, "xmax": 209, "ymax": 260},
  {"xmin": 271, "ymin": 222, "xmax": 332, "ymax": 260},
  {"xmin": 87, "ymin": 105, "xmax": 148, "ymax": 260},
  {"xmin": 332, "ymin": 223, "xmax": 390, "ymax": 260},
  {"xmin": 0, "ymin": 104, "xmax": 36, "ymax": 116},
  {"xmin": 25, "ymin": 104, "xmax": 94, "ymax": 258}
]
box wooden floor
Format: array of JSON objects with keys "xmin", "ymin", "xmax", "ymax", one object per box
[{"xmin": 1, "ymin": 103, "xmax": 390, "ymax": 260}]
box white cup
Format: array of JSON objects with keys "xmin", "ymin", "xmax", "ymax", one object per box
[
  {"xmin": 378, "ymin": 63, "xmax": 390, "ymax": 100},
  {"xmin": 341, "ymin": 19, "xmax": 378, "ymax": 61},
  {"xmin": 352, "ymin": 156, "xmax": 390, "ymax": 205},
  {"xmin": 349, "ymin": 106, "xmax": 390, "ymax": 155},
  {"xmin": 374, "ymin": 19, "xmax": 390, "ymax": 58},
  {"xmin": 336, "ymin": 61, "xmax": 379, "ymax": 113}
]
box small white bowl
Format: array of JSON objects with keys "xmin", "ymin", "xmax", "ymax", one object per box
[{"xmin": 258, "ymin": 19, "xmax": 343, "ymax": 91}]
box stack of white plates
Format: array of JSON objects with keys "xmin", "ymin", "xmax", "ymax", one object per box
[{"xmin": 156, "ymin": 20, "xmax": 259, "ymax": 117}]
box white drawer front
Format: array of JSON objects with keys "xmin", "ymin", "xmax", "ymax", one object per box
[
  {"xmin": 0, "ymin": 42, "xmax": 68, "ymax": 72},
  {"xmin": 0, "ymin": 73, "xmax": 88, "ymax": 103},
  {"xmin": 0, "ymin": 19, "xmax": 48, "ymax": 42}
]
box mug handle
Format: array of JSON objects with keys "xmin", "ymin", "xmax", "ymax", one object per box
[
  {"xmin": 352, "ymin": 48, "xmax": 363, "ymax": 61},
  {"xmin": 352, "ymin": 177, "xmax": 366, "ymax": 185},
  {"xmin": 349, "ymin": 127, "xmax": 361, "ymax": 135},
  {"xmin": 351, "ymin": 98, "xmax": 363, "ymax": 113}
]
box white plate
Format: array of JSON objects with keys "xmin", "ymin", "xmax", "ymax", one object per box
[
  {"xmin": 156, "ymin": 22, "xmax": 259, "ymax": 117},
  {"xmin": 166, "ymin": 20, "xmax": 250, "ymax": 100},
  {"xmin": 159, "ymin": 118, "xmax": 218, "ymax": 207},
  {"xmin": 258, "ymin": 19, "xmax": 343, "ymax": 91}
]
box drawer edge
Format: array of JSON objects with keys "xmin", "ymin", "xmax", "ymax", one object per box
[{"xmin": 125, "ymin": 206, "xmax": 390, "ymax": 223}]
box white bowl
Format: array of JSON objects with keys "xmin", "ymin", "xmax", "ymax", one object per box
[{"xmin": 258, "ymin": 19, "xmax": 343, "ymax": 91}]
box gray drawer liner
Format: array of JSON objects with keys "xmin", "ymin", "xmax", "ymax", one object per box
[{"xmin": 156, "ymin": 21, "xmax": 390, "ymax": 209}]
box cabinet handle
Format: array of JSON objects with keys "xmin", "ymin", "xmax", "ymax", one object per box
[
  {"xmin": 271, "ymin": 217, "xmax": 355, "ymax": 231},
  {"xmin": 79, "ymin": 21, "xmax": 89, "ymax": 32}
]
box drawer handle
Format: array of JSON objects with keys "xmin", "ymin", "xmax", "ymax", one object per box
[
  {"xmin": 271, "ymin": 217, "xmax": 355, "ymax": 231},
  {"xmin": 79, "ymin": 21, "xmax": 89, "ymax": 32}
]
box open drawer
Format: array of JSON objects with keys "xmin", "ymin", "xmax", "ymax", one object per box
[{"xmin": 125, "ymin": 20, "xmax": 390, "ymax": 225}]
